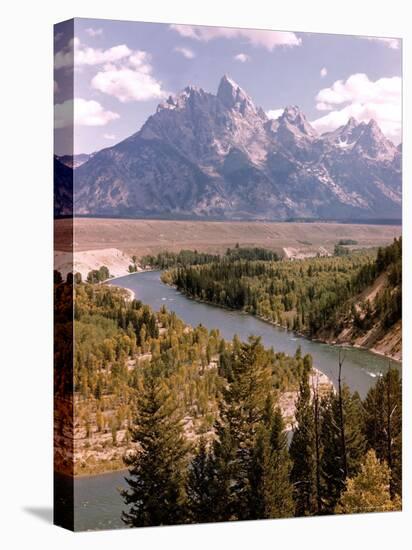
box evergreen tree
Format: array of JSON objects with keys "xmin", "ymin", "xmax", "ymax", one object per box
[
  {"xmin": 335, "ymin": 450, "xmax": 401, "ymax": 514},
  {"xmin": 289, "ymin": 365, "xmax": 317, "ymax": 516},
  {"xmin": 248, "ymin": 424, "xmax": 278, "ymax": 519},
  {"xmin": 249, "ymin": 401, "xmax": 294, "ymax": 519},
  {"xmin": 363, "ymin": 368, "xmax": 402, "ymax": 497},
  {"xmin": 186, "ymin": 437, "xmax": 214, "ymax": 523},
  {"xmin": 209, "ymin": 337, "xmax": 272, "ymax": 520},
  {"xmin": 320, "ymin": 386, "xmax": 366, "ymax": 513},
  {"xmin": 208, "ymin": 422, "xmax": 236, "ymax": 521},
  {"xmin": 122, "ymin": 368, "xmax": 190, "ymax": 527}
]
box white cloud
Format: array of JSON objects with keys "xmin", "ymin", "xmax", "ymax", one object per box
[
  {"xmin": 55, "ymin": 38, "xmax": 167, "ymax": 103},
  {"xmin": 174, "ymin": 46, "xmax": 195, "ymax": 59},
  {"xmin": 91, "ymin": 46, "xmax": 167, "ymax": 102},
  {"xmin": 362, "ymin": 36, "xmax": 400, "ymax": 50},
  {"xmin": 320, "ymin": 67, "xmax": 327, "ymax": 78},
  {"xmin": 128, "ymin": 50, "xmax": 152, "ymax": 69},
  {"xmin": 315, "ymin": 73, "xmax": 400, "ymax": 107},
  {"xmin": 311, "ymin": 73, "xmax": 401, "ymax": 142},
  {"xmin": 234, "ymin": 53, "xmax": 250, "ymax": 63},
  {"xmin": 92, "ymin": 67, "xmax": 166, "ymax": 102},
  {"xmin": 103, "ymin": 133, "xmax": 116, "ymax": 140},
  {"xmin": 266, "ymin": 108, "xmax": 284, "ymax": 120},
  {"xmin": 316, "ymin": 102, "xmax": 332, "ymax": 111},
  {"xmin": 85, "ymin": 27, "xmax": 103, "ymax": 38},
  {"xmin": 54, "ymin": 38, "xmax": 132, "ymax": 69},
  {"xmin": 54, "ymin": 98, "xmax": 119, "ymax": 128},
  {"xmin": 170, "ymin": 24, "xmax": 301, "ymax": 50}
]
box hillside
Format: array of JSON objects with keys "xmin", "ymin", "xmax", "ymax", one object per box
[{"xmin": 317, "ymin": 238, "xmax": 402, "ymax": 359}]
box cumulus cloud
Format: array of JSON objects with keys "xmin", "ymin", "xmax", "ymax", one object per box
[
  {"xmin": 54, "ymin": 38, "xmax": 131, "ymax": 69},
  {"xmin": 362, "ymin": 36, "xmax": 400, "ymax": 50},
  {"xmin": 174, "ymin": 46, "xmax": 195, "ymax": 59},
  {"xmin": 170, "ymin": 24, "xmax": 301, "ymax": 50},
  {"xmin": 103, "ymin": 133, "xmax": 116, "ymax": 140},
  {"xmin": 234, "ymin": 53, "xmax": 250, "ymax": 63},
  {"xmin": 266, "ymin": 108, "xmax": 284, "ymax": 120},
  {"xmin": 311, "ymin": 73, "xmax": 401, "ymax": 142},
  {"xmin": 54, "ymin": 98, "xmax": 119, "ymax": 128},
  {"xmin": 55, "ymin": 38, "xmax": 167, "ymax": 103},
  {"xmin": 85, "ymin": 27, "xmax": 103, "ymax": 37},
  {"xmin": 320, "ymin": 67, "xmax": 327, "ymax": 78},
  {"xmin": 92, "ymin": 67, "xmax": 166, "ymax": 102}
]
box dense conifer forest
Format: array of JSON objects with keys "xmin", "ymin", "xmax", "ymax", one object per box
[{"xmin": 141, "ymin": 246, "xmax": 279, "ymax": 270}]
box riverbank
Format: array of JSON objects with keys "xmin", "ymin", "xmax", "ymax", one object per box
[{"xmin": 159, "ymin": 277, "xmax": 402, "ymax": 364}]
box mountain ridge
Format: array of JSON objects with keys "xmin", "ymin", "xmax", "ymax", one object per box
[{"xmin": 56, "ymin": 75, "xmax": 402, "ymax": 221}]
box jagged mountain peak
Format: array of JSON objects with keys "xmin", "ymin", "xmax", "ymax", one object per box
[
  {"xmin": 217, "ymin": 74, "xmax": 256, "ymax": 113},
  {"xmin": 354, "ymin": 119, "xmax": 397, "ymax": 160},
  {"xmin": 157, "ymin": 85, "xmax": 208, "ymax": 113},
  {"xmin": 365, "ymin": 118, "xmax": 387, "ymax": 139},
  {"xmin": 277, "ymin": 105, "xmax": 318, "ymax": 138},
  {"xmin": 321, "ymin": 115, "xmax": 397, "ymax": 161},
  {"xmin": 282, "ymin": 105, "xmax": 304, "ymax": 119},
  {"xmin": 322, "ymin": 116, "xmax": 365, "ymax": 148},
  {"xmin": 345, "ymin": 116, "xmax": 358, "ymax": 130}
]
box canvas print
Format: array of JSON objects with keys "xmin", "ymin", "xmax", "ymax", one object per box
[{"xmin": 54, "ymin": 18, "xmax": 402, "ymax": 531}]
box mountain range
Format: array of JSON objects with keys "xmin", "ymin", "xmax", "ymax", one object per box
[{"xmin": 55, "ymin": 75, "xmax": 402, "ymax": 221}]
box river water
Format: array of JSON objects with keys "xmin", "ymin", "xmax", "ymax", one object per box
[{"xmin": 72, "ymin": 270, "xmax": 400, "ymax": 530}]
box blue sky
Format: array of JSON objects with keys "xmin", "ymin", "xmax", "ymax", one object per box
[{"xmin": 54, "ymin": 18, "xmax": 402, "ymax": 155}]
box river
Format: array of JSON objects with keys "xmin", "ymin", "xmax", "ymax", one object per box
[{"xmin": 72, "ymin": 269, "xmax": 401, "ymax": 530}]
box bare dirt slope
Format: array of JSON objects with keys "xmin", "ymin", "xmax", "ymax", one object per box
[
  {"xmin": 317, "ymin": 273, "xmax": 402, "ymax": 361},
  {"xmin": 54, "ymin": 248, "xmax": 135, "ymax": 280},
  {"xmin": 55, "ymin": 218, "xmax": 401, "ymax": 257}
]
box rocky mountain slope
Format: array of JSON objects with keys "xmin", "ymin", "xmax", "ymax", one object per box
[
  {"xmin": 60, "ymin": 75, "xmax": 401, "ymax": 220},
  {"xmin": 57, "ymin": 153, "xmax": 91, "ymax": 169}
]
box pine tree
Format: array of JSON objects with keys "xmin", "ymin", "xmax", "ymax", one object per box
[
  {"xmin": 186, "ymin": 437, "xmax": 214, "ymax": 523},
  {"xmin": 207, "ymin": 422, "xmax": 236, "ymax": 522},
  {"xmin": 266, "ymin": 402, "xmax": 294, "ymax": 517},
  {"xmin": 209, "ymin": 337, "xmax": 273, "ymax": 521},
  {"xmin": 289, "ymin": 365, "xmax": 317, "ymax": 516},
  {"xmin": 122, "ymin": 369, "xmax": 190, "ymax": 527},
  {"xmin": 335, "ymin": 450, "xmax": 401, "ymax": 514},
  {"xmin": 363, "ymin": 368, "xmax": 402, "ymax": 497},
  {"xmin": 248, "ymin": 401, "xmax": 294, "ymax": 519},
  {"xmin": 320, "ymin": 386, "xmax": 366, "ymax": 513},
  {"xmin": 248, "ymin": 424, "xmax": 278, "ymax": 519}
]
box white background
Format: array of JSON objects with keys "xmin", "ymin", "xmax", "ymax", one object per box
[{"xmin": 0, "ymin": 0, "xmax": 410, "ymax": 548}]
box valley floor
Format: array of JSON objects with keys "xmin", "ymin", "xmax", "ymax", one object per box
[{"xmin": 55, "ymin": 218, "xmax": 401, "ymax": 257}]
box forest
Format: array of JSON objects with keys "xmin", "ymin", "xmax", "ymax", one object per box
[
  {"xmin": 122, "ymin": 337, "xmax": 401, "ymax": 526},
  {"xmin": 141, "ymin": 245, "xmax": 279, "ymax": 270},
  {"xmin": 55, "ymin": 277, "xmax": 305, "ymax": 474},
  {"xmin": 162, "ymin": 238, "xmax": 402, "ymax": 339},
  {"xmin": 54, "ymin": 267, "xmax": 402, "ymax": 523}
]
